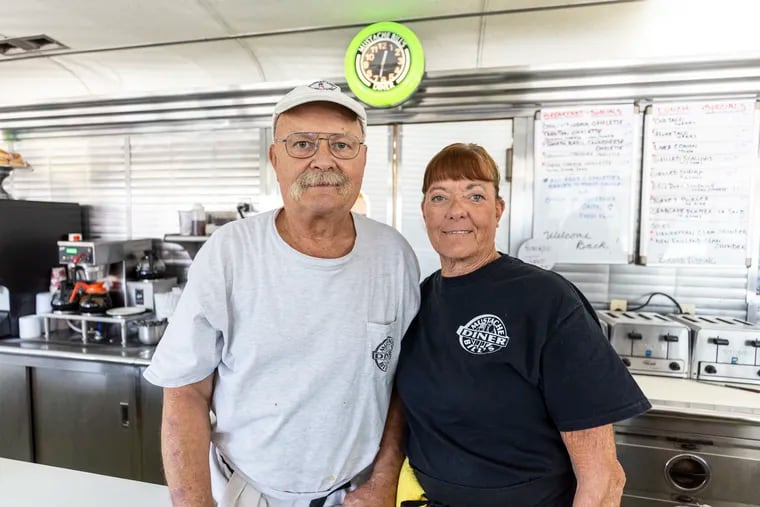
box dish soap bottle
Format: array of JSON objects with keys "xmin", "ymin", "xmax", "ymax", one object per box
[{"xmin": 191, "ymin": 203, "xmax": 206, "ymax": 236}]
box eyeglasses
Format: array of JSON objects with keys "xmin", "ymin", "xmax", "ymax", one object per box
[{"xmin": 274, "ymin": 132, "xmax": 364, "ymax": 160}]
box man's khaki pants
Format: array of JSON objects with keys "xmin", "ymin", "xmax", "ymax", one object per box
[
  {"xmin": 210, "ymin": 446, "xmax": 355, "ymax": 507},
  {"xmin": 217, "ymin": 471, "xmax": 348, "ymax": 507}
]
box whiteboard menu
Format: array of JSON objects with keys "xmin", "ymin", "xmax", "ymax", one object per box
[
  {"xmin": 532, "ymin": 104, "xmax": 637, "ymax": 264},
  {"xmin": 640, "ymin": 99, "xmax": 759, "ymax": 266}
]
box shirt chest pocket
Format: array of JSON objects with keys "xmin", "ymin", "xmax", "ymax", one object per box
[{"xmin": 367, "ymin": 321, "xmax": 398, "ymax": 380}]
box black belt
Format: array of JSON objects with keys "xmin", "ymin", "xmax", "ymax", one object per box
[
  {"xmin": 413, "ymin": 468, "xmax": 576, "ymax": 507},
  {"xmin": 308, "ymin": 481, "xmax": 351, "ymax": 507}
]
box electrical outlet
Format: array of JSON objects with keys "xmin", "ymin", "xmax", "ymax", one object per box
[
  {"xmin": 681, "ymin": 303, "xmax": 696, "ymax": 315},
  {"xmin": 609, "ymin": 299, "xmax": 627, "ymax": 312}
]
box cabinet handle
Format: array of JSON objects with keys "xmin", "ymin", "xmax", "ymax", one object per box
[{"xmin": 120, "ymin": 402, "xmax": 130, "ymax": 428}]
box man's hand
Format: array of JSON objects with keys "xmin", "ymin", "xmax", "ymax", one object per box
[{"xmin": 343, "ymin": 390, "xmax": 405, "ymax": 507}]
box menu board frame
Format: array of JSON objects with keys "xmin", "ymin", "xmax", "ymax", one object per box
[
  {"xmin": 639, "ymin": 99, "xmax": 760, "ymax": 267},
  {"xmin": 530, "ymin": 104, "xmax": 639, "ymax": 265}
]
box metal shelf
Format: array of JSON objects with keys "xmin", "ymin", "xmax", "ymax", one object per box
[
  {"xmin": 163, "ymin": 234, "xmax": 208, "ymax": 259},
  {"xmin": 39, "ymin": 311, "xmax": 153, "ymax": 347}
]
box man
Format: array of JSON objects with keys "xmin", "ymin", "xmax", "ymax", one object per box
[{"xmin": 144, "ymin": 80, "xmax": 421, "ymax": 507}]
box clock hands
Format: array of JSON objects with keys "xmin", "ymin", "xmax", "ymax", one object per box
[
  {"xmin": 346, "ymin": 23, "xmax": 423, "ymax": 106},
  {"xmin": 379, "ymin": 50, "xmax": 388, "ymax": 78}
]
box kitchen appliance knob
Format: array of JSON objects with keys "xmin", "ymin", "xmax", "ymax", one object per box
[
  {"xmin": 664, "ymin": 454, "xmax": 710, "ymax": 492},
  {"xmin": 704, "ymin": 365, "xmax": 717, "ymax": 374},
  {"xmin": 757, "ymin": 369, "xmax": 760, "ymax": 377},
  {"xmin": 669, "ymin": 362, "xmax": 681, "ymax": 371}
]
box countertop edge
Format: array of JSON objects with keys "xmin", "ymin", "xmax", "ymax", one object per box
[
  {"xmin": 647, "ymin": 403, "xmax": 760, "ymax": 424},
  {"xmin": 0, "ymin": 344, "xmax": 152, "ymax": 366}
]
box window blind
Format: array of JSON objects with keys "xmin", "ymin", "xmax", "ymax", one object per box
[{"xmin": 5, "ymin": 127, "xmax": 261, "ymax": 242}]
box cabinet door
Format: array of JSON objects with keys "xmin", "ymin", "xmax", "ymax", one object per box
[
  {"xmin": 31, "ymin": 364, "xmax": 140, "ymax": 479},
  {"xmin": 139, "ymin": 367, "xmax": 165, "ymax": 484},
  {"xmin": 0, "ymin": 364, "xmax": 33, "ymax": 461}
]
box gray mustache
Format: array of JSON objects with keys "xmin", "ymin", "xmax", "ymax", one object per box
[{"xmin": 289, "ymin": 169, "xmax": 353, "ymax": 201}]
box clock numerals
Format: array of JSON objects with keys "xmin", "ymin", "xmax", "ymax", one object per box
[
  {"xmin": 346, "ymin": 22, "xmax": 424, "ymax": 107},
  {"xmin": 357, "ymin": 37, "xmax": 410, "ymax": 91}
]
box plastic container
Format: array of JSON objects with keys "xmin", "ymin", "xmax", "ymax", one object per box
[
  {"xmin": 178, "ymin": 210, "xmax": 192, "ymax": 235},
  {"xmin": 154, "ymin": 287, "xmax": 181, "ymax": 320},
  {"xmin": 191, "ymin": 203, "xmax": 206, "ymax": 236},
  {"xmin": 18, "ymin": 315, "xmax": 42, "ymax": 339},
  {"xmin": 35, "ymin": 291, "xmax": 53, "ymax": 314}
]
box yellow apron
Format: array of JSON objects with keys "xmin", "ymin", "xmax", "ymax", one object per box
[{"xmin": 396, "ymin": 457, "xmax": 428, "ymax": 507}]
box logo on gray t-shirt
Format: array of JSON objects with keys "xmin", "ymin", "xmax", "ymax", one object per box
[{"xmin": 372, "ymin": 337, "xmax": 394, "ymax": 372}]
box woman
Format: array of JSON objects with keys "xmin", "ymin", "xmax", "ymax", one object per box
[{"xmin": 395, "ymin": 143, "xmax": 651, "ymax": 507}]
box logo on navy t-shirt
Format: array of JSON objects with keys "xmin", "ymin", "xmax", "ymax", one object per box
[
  {"xmin": 456, "ymin": 314, "xmax": 509, "ymax": 354},
  {"xmin": 372, "ymin": 337, "xmax": 394, "ymax": 371}
]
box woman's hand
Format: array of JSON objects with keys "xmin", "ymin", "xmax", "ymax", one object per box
[
  {"xmin": 561, "ymin": 424, "xmax": 626, "ymax": 506},
  {"xmin": 342, "ymin": 475, "xmax": 396, "ymax": 507}
]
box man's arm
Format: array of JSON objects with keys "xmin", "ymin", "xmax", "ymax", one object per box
[
  {"xmin": 343, "ymin": 389, "xmax": 406, "ymax": 507},
  {"xmin": 560, "ymin": 424, "xmax": 626, "ymax": 507},
  {"xmin": 162, "ymin": 374, "xmax": 215, "ymax": 507}
]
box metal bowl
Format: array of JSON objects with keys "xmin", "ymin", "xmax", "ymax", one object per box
[{"xmin": 135, "ymin": 318, "xmax": 167, "ymax": 345}]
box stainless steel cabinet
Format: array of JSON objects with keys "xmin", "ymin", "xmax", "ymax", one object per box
[
  {"xmin": 616, "ymin": 413, "xmax": 760, "ymax": 507},
  {"xmin": 621, "ymin": 495, "xmax": 683, "ymax": 506},
  {"xmin": 0, "ymin": 352, "xmax": 164, "ymax": 483},
  {"xmin": 139, "ymin": 366, "xmax": 165, "ymax": 484},
  {"xmin": 0, "ymin": 363, "xmax": 33, "ymax": 461},
  {"xmin": 31, "ymin": 362, "xmax": 141, "ymax": 479}
]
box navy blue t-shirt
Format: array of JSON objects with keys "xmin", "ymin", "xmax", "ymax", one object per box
[{"xmin": 395, "ymin": 255, "xmax": 651, "ymax": 506}]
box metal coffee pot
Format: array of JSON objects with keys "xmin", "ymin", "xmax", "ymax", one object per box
[{"xmin": 136, "ymin": 251, "xmax": 166, "ymax": 280}]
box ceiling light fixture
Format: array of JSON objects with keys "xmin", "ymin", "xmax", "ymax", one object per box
[{"xmin": 0, "ymin": 34, "xmax": 68, "ymax": 57}]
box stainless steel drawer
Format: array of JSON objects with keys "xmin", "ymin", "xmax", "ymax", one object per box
[{"xmin": 617, "ymin": 438, "xmax": 760, "ymax": 506}]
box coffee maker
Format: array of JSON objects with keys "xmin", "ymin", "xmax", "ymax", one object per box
[
  {"xmin": 55, "ymin": 239, "xmax": 152, "ymax": 311},
  {"xmin": 0, "ymin": 200, "xmax": 82, "ymax": 337}
]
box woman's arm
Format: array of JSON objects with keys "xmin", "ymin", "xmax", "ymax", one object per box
[{"xmin": 560, "ymin": 424, "xmax": 626, "ymax": 507}]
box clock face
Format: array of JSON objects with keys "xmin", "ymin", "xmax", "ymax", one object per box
[
  {"xmin": 345, "ymin": 22, "xmax": 425, "ymax": 108},
  {"xmin": 355, "ymin": 35, "xmax": 411, "ymax": 91}
]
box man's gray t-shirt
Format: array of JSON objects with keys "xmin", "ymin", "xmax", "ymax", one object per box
[{"xmin": 144, "ymin": 209, "xmax": 420, "ymax": 500}]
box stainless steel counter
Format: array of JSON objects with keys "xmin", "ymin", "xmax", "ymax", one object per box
[
  {"xmin": 0, "ymin": 333, "xmax": 155, "ymax": 366},
  {"xmin": 633, "ymin": 374, "xmax": 760, "ymax": 424}
]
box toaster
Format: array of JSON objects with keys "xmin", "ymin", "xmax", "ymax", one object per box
[
  {"xmin": 669, "ymin": 314, "xmax": 760, "ymax": 386},
  {"xmin": 598, "ymin": 311, "xmax": 690, "ymax": 378}
]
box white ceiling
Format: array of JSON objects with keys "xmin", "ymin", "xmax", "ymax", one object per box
[
  {"xmin": 3, "ymin": 0, "xmax": 614, "ymax": 49},
  {"xmin": 0, "ymin": 0, "xmax": 636, "ymax": 105}
]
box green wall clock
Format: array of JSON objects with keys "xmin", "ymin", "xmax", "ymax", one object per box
[{"xmin": 344, "ymin": 21, "xmax": 425, "ymax": 108}]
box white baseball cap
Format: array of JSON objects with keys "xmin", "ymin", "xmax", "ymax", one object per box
[{"xmin": 272, "ymin": 80, "xmax": 367, "ymax": 134}]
